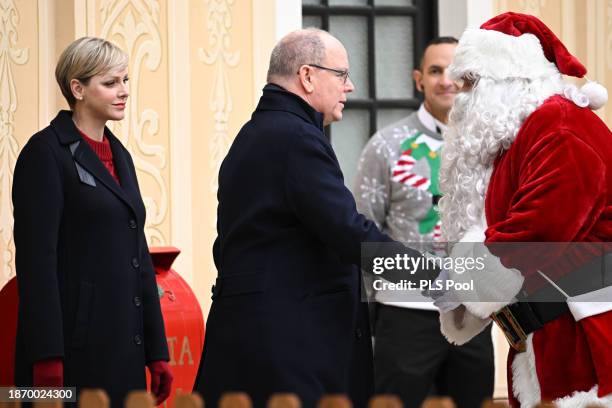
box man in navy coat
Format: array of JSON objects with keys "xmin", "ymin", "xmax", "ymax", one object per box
[{"xmin": 193, "ymin": 28, "xmax": 428, "ymax": 408}]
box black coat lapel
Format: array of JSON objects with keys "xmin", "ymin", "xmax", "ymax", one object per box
[
  {"xmin": 50, "ymin": 110, "xmax": 137, "ymax": 214},
  {"xmin": 72, "ymin": 140, "xmax": 136, "ymax": 214},
  {"xmin": 107, "ymin": 134, "xmax": 142, "ymax": 213}
]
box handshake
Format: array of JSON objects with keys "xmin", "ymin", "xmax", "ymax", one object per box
[{"xmin": 423, "ymin": 267, "xmax": 462, "ymax": 313}]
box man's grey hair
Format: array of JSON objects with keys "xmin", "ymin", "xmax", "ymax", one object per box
[{"xmin": 267, "ymin": 28, "xmax": 328, "ymax": 82}]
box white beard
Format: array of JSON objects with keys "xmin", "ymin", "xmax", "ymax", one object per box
[{"xmin": 439, "ymin": 76, "xmax": 564, "ymax": 242}]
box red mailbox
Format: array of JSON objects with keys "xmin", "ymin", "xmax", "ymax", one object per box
[{"xmin": 148, "ymin": 246, "xmax": 205, "ymax": 407}]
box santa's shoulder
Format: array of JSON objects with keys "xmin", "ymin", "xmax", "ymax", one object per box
[
  {"xmin": 531, "ymin": 94, "xmax": 590, "ymax": 120},
  {"xmin": 520, "ymin": 95, "xmax": 611, "ymax": 141}
]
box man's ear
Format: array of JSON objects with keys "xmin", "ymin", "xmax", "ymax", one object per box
[
  {"xmin": 413, "ymin": 69, "xmax": 423, "ymax": 93},
  {"xmin": 297, "ymin": 65, "xmax": 315, "ymax": 94},
  {"xmin": 70, "ymin": 79, "xmax": 85, "ymax": 101}
]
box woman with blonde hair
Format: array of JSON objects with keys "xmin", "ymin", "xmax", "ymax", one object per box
[{"xmin": 12, "ymin": 37, "xmax": 172, "ymax": 406}]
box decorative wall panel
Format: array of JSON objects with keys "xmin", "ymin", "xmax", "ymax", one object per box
[
  {"xmin": 198, "ymin": 0, "xmax": 240, "ymax": 195},
  {"xmin": 85, "ymin": 0, "xmax": 170, "ymax": 245},
  {"xmin": 0, "ymin": 0, "xmax": 30, "ymax": 287},
  {"xmin": 190, "ymin": 0, "xmax": 253, "ymax": 315}
]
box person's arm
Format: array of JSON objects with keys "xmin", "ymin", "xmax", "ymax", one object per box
[
  {"xmin": 12, "ymin": 137, "xmax": 65, "ymax": 383},
  {"xmin": 139, "ymin": 233, "xmax": 172, "ymax": 404},
  {"xmin": 353, "ymin": 132, "xmax": 391, "ymax": 230},
  {"xmin": 283, "ymin": 129, "xmax": 428, "ymax": 280}
]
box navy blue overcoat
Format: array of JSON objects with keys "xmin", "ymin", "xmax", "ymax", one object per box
[{"xmin": 193, "ymin": 85, "xmax": 421, "ymax": 408}]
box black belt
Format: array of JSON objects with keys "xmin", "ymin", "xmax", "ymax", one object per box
[{"xmin": 492, "ymin": 302, "xmax": 569, "ymax": 352}]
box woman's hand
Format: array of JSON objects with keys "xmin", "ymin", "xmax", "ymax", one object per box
[
  {"xmin": 147, "ymin": 360, "xmax": 173, "ymax": 405},
  {"xmin": 33, "ymin": 358, "xmax": 63, "ymax": 387}
]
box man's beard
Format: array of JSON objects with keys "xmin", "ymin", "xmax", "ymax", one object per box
[{"xmin": 439, "ymin": 76, "xmax": 563, "ymax": 242}]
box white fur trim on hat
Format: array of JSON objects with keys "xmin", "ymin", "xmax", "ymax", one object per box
[
  {"xmin": 581, "ymin": 80, "xmax": 608, "ymax": 110},
  {"xmin": 563, "ymin": 82, "xmax": 609, "ymax": 110},
  {"xmin": 450, "ymin": 28, "xmax": 560, "ymax": 82}
]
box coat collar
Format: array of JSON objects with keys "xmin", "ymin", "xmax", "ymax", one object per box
[
  {"xmin": 255, "ymin": 84, "xmax": 325, "ymax": 130},
  {"xmin": 50, "ymin": 110, "xmax": 137, "ymax": 215}
]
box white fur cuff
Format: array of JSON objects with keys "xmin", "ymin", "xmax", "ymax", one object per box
[
  {"xmin": 568, "ymin": 285, "xmax": 612, "ymax": 321},
  {"xmin": 439, "ymin": 307, "xmax": 492, "ymax": 345},
  {"xmin": 450, "ymin": 230, "xmax": 525, "ymax": 319}
]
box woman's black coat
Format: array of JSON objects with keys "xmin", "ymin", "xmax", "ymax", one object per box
[{"xmin": 12, "ymin": 110, "xmax": 169, "ymax": 405}]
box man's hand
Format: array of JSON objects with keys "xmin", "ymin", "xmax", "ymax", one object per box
[
  {"xmin": 148, "ymin": 360, "xmax": 173, "ymax": 405},
  {"xmin": 424, "ymin": 268, "xmax": 462, "ymax": 313},
  {"xmin": 422, "ymin": 268, "xmax": 450, "ymax": 300},
  {"xmin": 33, "ymin": 358, "xmax": 63, "ymax": 387}
]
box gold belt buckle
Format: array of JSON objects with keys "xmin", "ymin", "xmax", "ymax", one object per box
[{"xmin": 491, "ymin": 306, "xmax": 527, "ymax": 353}]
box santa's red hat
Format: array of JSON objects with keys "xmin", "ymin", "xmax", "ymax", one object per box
[{"xmin": 450, "ymin": 12, "xmax": 607, "ymax": 110}]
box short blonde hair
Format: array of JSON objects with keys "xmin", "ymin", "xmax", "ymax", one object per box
[{"xmin": 55, "ymin": 37, "xmax": 128, "ymax": 108}]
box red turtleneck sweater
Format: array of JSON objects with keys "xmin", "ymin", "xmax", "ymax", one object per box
[{"xmin": 77, "ymin": 129, "xmax": 121, "ymax": 184}]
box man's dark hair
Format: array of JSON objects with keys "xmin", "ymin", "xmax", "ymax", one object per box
[{"xmin": 418, "ymin": 36, "xmax": 459, "ymax": 70}]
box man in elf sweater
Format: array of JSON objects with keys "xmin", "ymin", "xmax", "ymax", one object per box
[
  {"xmin": 354, "ymin": 36, "xmax": 494, "ymax": 408},
  {"xmin": 438, "ymin": 12, "xmax": 612, "ymax": 407}
]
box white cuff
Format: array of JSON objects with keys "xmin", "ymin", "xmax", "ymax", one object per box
[
  {"xmin": 567, "ymin": 285, "xmax": 612, "ymax": 321},
  {"xmin": 439, "ymin": 308, "xmax": 492, "ymax": 345},
  {"xmin": 449, "ymin": 226, "xmax": 524, "ymax": 319}
]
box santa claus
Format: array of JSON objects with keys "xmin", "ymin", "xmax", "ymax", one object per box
[{"xmin": 438, "ymin": 12, "xmax": 612, "ymax": 408}]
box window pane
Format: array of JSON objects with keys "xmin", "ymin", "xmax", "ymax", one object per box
[
  {"xmin": 329, "ymin": 0, "xmax": 368, "ymax": 5},
  {"xmin": 375, "ymin": 16, "xmax": 414, "ymax": 99},
  {"xmin": 303, "ymin": 0, "xmax": 322, "ymax": 5},
  {"xmin": 377, "ymin": 109, "xmax": 414, "ymax": 130},
  {"xmin": 329, "ymin": 16, "xmax": 369, "ymax": 99},
  {"xmin": 331, "ymin": 109, "xmax": 370, "ymax": 192},
  {"xmin": 375, "ymin": 0, "xmax": 414, "ymax": 5},
  {"xmin": 303, "ymin": 15, "xmax": 322, "ymax": 28}
]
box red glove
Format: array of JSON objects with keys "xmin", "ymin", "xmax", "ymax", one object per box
[
  {"xmin": 147, "ymin": 360, "xmax": 173, "ymax": 405},
  {"xmin": 33, "ymin": 358, "xmax": 63, "ymax": 387}
]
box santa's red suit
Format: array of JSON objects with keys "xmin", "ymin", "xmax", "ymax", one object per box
[{"xmin": 438, "ymin": 13, "xmax": 612, "ymax": 408}]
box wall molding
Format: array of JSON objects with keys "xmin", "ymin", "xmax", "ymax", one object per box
[
  {"xmin": 90, "ymin": 0, "xmax": 169, "ymax": 245},
  {"xmin": 0, "ymin": 0, "xmax": 29, "ymax": 283},
  {"xmin": 198, "ymin": 0, "xmax": 239, "ymax": 197},
  {"xmin": 168, "ymin": 0, "xmax": 193, "ymax": 283}
]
